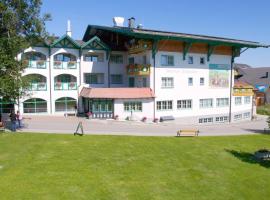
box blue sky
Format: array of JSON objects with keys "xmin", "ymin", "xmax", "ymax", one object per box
[{"xmin": 42, "ymin": 0, "xmax": 270, "ymax": 67}]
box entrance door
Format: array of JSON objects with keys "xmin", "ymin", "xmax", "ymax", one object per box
[
  {"xmin": 90, "ymin": 99, "xmax": 113, "ymax": 118},
  {"xmin": 129, "ymin": 77, "xmax": 135, "ymax": 87}
]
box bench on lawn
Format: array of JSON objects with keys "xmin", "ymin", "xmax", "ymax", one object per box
[
  {"xmin": 0, "ymin": 122, "xmax": 5, "ymax": 133},
  {"xmin": 177, "ymin": 129, "xmax": 199, "ymax": 137},
  {"xmin": 160, "ymin": 116, "xmax": 175, "ymax": 122}
]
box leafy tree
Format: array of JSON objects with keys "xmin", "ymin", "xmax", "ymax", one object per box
[{"xmin": 0, "ymin": 0, "xmax": 51, "ymax": 103}]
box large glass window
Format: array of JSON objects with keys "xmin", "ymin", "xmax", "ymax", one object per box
[
  {"xmin": 161, "ymin": 55, "xmax": 174, "ymax": 66},
  {"xmin": 55, "ymin": 97, "xmax": 76, "ymax": 112},
  {"xmin": 54, "ymin": 53, "xmax": 76, "ymax": 62},
  {"xmin": 161, "ymin": 77, "xmax": 174, "ymax": 88},
  {"xmin": 177, "ymin": 100, "xmax": 192, "ymax": 109},
  {"xmin": 110, "ymin": 54, "xmax": 123, "ymax": 64},
  {"xmin": 199, "ymin": 99, "xmax": 213, "ymax": 108},
  {"xmin": 124, "ymin": 102, "xmax": 142, "ymax": 112},
  {"xmin": 84, "ymin": 73, "xmax": 104, "ymax": 84},
  {"xmin": 23, "ymin": 98, "xmax": 47, "ymax": 113},
  {"xmin": 22, "ymin": 52, "xmax": 46, "ymax": 61},
  {"xmin": 110, "ymin": 74, "xmax": 123, "ymax": 84},
  {"xmin": 235, "ymin": 97, "xmax": 242, "ymax": 105},
  {"xmin": 216, "ymin": 98, "xmax": 229, "ymax": 107},
  {"xmin": 157, "ymin": 100, "xmax": 173, "ymax": 111},
  {"xmin": 244, "ymin": 96, "xmax": 251, "ymax": 104}
]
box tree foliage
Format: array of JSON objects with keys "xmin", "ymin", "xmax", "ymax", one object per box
[{"xmin": 0, "ymin": 0, "xmax": 51, "ymax": 101}]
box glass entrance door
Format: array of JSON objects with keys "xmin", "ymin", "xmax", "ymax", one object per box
[{"xmin": 90, "ymin": 99, "xmax": 113, "ymax": 118}]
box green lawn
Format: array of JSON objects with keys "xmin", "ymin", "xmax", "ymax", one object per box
[{"xmin": 0, "ymin": 133, "xmax": 270, "ymax": 200}]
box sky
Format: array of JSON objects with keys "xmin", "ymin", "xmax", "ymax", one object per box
[{"xmin": 41, "ymin": 0, "xmax": 270, "ymax": 67}]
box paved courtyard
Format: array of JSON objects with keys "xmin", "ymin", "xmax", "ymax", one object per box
[{"xmin": 10, "ymin": 115, "xmax": 269, "ymax": 136}]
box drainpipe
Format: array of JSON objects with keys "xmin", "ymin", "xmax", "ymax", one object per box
[
  {"xmin": 229, "ymin": 48, "xmax": 235, "ymax": 123},
  {"xmin": 153, "ymin": 53, "xmax": 156, "ymax": 120},
  {"xmin": 107, "ymin": 51, "xmax": 111, "ymax": 88},
  {"xmin": 49, "ymin": 47, "xmax": 52, "ymax": 114}
]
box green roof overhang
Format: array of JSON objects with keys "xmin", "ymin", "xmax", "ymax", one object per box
[{"xmin": 50, "ymin": 34, "xmax": 81, "ymax": 49}]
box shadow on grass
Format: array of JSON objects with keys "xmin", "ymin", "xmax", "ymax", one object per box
[
  {"xmin": 242, "ymin": 128, "xmax": 270, "ymax": 135},
  {"xmin": 225, "ymin": 149, "xmax": 270, "ymax": 169}
]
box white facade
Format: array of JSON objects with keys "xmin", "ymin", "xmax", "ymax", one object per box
[{"xmin": 16, "ymin": 34, "xmax": 254, "ymax": 124}]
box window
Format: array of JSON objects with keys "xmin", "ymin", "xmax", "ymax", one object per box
[
  {"xmin": 216, "ymin": 98, "xmax": 229, "ymax": 107},
  {"xmin": 157, "ymin": 100, "xmax": 173, "ymax": 110},
  {"xmin": 235, "ymin": 97, "xmax": 242, "ymax": 105},
  {"xmin": 244, "ymin": 96, "xmax": 251, "ymax": 104},
  {"xmin": 188, "ymin": 56, "xmax": 193, "ymax": 64},
  {"xmin": 161, "ymin": 55, "xmax": 174, "ymax": 66},
  {"xmin": 188, "ymin": 77, "xmax": 193, "ymax": 86},
  {"xmin": 199, "ymin": 117, "xmax": 213, "ymax": 123},
  {"xmin": 200, "ymin": 77, "xmax": 205, "ymax": 86},
  {"xmin": 84, "ymin": 73, "xmax": 104, "ymax": 84},
  {"xmin": 110, "ymin": 74, "xmax": 123, "ymax": 84},
  {"xmin": 23, "ymin": 98, "xmax": 47, "ymax": 113},
  {"xmin": 84, "ymin": 55, "xmax": 99, "ymax": 62},
  {"xmin": 234, "ymin": 114, "xmax": 242, "ymax": 121},
  {"xmin": 142, "ymin": 78, "xmax": 147, "ymax": 87},
  {"xmin": 161, "ymin": 77, "xmax": 174, "ymax": 88},
  {"xmin": 199, "ymin": 99, "xmax": 213, "ymax": 108},
  {"xmin": 55, "ymin": 97, "xmax": 76, "ymax": 112},
  {"xmin": 128, "ymin": 57, "xmax": 135, "ymax": 64},
  {"xmin": 243, "ymin": 112, "xmax": 251, "ymax": 119},
  {"xmin": 110, "ymin": 54, "xmax": 123, "ymax": 64},
  {"xmin": 124, "ymin": 102, "xmax": 142, "ymax": 112},
  {"xmin": 215, "ymin": 116, "xmax": 228, "ymax": 123},
  {"xmin": 143, "ymin": 55, "xmax": 147, "ymax": 64},
  {"xmin": 200, "ymin": 57, "xmax": 205, "ymax": 65},
  {"xmin": 177, "ymin": 100, "xmax": 192, "ymax": 109},
  {"xmin": 54, "ymin": 53, "xmax": 76, "ymax": 62}
]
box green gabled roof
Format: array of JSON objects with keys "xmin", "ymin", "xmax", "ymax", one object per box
[
  {"xmin": 83, "ymin": 25, "xmax": 268, "ymax": 48},
  {"xmin": 81, "ymin": 36, "xmax": 110, "ymax": 50},
  {"xmin": 50, "ymin": 34, "xmax": 81, "ymax": 49}
]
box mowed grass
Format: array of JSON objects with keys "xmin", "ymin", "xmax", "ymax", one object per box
[{"xmin": 0, "ymin": 133, "xmax": 270, "ymax": 200}]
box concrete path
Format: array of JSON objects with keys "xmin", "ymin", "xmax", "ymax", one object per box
[{"xmin": 13, "ymin": 115, "xmax": 269, "ymax": 137}]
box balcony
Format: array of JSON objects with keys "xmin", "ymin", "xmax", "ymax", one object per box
[
  {"xmin": 28, "ymin": 82, "xmax": 47, "ymax": 91},
  {"xmin": 24, "ymin": 60, "xmax": 47, "ymax": 69},
  {"xmin": 53, "ymin": 61, "xmax": 77, "ymax": 69},
  {"xmin": 54, "ymin": 82, "xmax": 77, "ymax": 90},
  {"xmin": 127, "ymin": 64, "xmax": 151, "ymax": 76}
]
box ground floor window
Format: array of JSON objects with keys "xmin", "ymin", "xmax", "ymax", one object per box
[
  {"xmin": 177, "ymin": 99, "xmax": 192, "ymax": 109},
  {"xmin": 157, "ymin": 100, "xmax": 173, "ymax": 111},
  {"xmin": 124, "ymin": 102, "xmax": 142, "ymax": 112},
  {"xmin": 199, "ymin": 99, "xmax": 213, "ymax": 108},
  {"xmin": 23, "ymin": 98, "xmax": 47, "ymax": 113},
  {"xmin": 0, "ymin": 99, "xmax": 15, "ymax": 113},
  {"xmin": 215, "ymin": 116, "xmax": 228, "ymax": 123},
  {"xmin": 235, "ymin": 97, "xmax": 242, "ymax": 105},
  {"xmin": 199, "ymin": 117, "xmax": 213, "ymax": 124},
  {"xmin": 55, "ymin": 97, "xmax": 76, "ymax": 112},
  {"xmin": 234, "ymin": 114, "xmax": 242, "ymax": 121},
  {"xmin": 243, "ymin": 112, "xmax": 251, "ymax": 119}
]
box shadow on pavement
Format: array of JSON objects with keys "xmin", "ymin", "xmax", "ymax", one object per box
[
  {"xmin": 225, "ymin": 149, "xmax": 270, "ymax": 169},
  {"xmin": 242, "ymin": 128, "xmax": 270, "ymax": 134}
]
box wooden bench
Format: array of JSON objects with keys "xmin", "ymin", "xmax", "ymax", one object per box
[
  {"xmin": 0, "ymin": 122, "xmax": 5, "ymax": 133},
  {"xmin": 177, "ymin": 129, "xmax": 199, "ymax": 137},
  {"xmin": 160, "ymin": 116, "xmax": 175, "ymax": 122}
]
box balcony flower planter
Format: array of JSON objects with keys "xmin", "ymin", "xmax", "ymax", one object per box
[
  {"xmin": 55, "ymin": 82, "xmax": 62, "ymax": 89},
  {"xmin": 22, "ymin": 59, "xmax": 29, "ymax": 66},
  {"xmin": 37, "ymin": 60, "xmax": 45, "ymax": 66},
  {"xmin": 68, "ymin": 61, "xmax": 76, "ymax": 68},
  {"xmin": 69, "ymin": 82, "xmax": 76, "ymax": 89},
  {"xmin": 38, "ymin": 83, "xmax": 46, "ymax": 90},
  {"xmin": 54, "ymin": 61, "xmax": 62, "ymax": 68}
]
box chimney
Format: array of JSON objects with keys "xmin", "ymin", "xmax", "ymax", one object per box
[
  {"xmin": 113, "ymin": 17, "xmax": 125, "ymax": 27},
  {"xmin": 128, "ymin": 17, "xmax": 135, "ymax": 28},
  {"xmin": 266, "ymin": 72, "xmax": 269, "ymax": 78},
  {"xmin": 66, "ymin": 20, "xmax": 72, "ymax": 37}
]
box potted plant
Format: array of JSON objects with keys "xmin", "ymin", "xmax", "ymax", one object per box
[
  {"xmin": 86, "ymin": 112, "xmax": 92, "ymax": 119},
  {"xmin": 114, "ymin": 115, "xmax": 119, "ymax": 120},
  {"xmin": 69, "ymin": 82, "xmax": 76, "ymax": 89},
  {"xmin": 55, "ymin": 82, "xmax": 62, "ymax": 89},
  {"xmin": 37, "ymin": 60, "xmax": 45, "ymax": 67},
  {"xmin": 142, "ymin": 116, "xmax": 147, "ymax": 122}
]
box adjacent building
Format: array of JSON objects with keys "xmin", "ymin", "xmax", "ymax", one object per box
[{"xmin": 13, "ymin": 18, "xmax": 268, "ymax": 123}]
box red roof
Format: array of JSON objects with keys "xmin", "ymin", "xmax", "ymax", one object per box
[{"xmin": 80, "ymin": 87, "xmax": 155, "ymax": 99}]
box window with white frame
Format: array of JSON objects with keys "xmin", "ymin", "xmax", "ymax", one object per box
[
  {"xmin": 143, "ymin": 55, "xmax": 147, "ymax": 64},
  {"xmin": 84, "ymin": 73, "xmax": 104, "ymax": 84},
  {"xmin": 235, "ymin": 97, "xmax": 242, "ymax": 105},
  {"xmin": 188, "ymin": 56, "xmax": 193, "ymax": 64},
  {"xmin": 161, "ymin": 55, "xmax": 174, "ymax": 66},
  {"xmin": 234, "ymin": 114, "xmax": 242, "ymax": 121},
  {"xmin": 215, "ymin": 116, "xmax": 228, "ymax": 123},
  {"xmin": 188, "ymin": 77, "xmax": 193, "ymax": 86},
  {"xmin": 216, "ymin": 98, "xmax": 229, "ymax": 107},
  {"xmin": 84, "ymin": 54, "xmax": 103, "ymax": 62},
  {"xmin": 161, "ymin": 77, "xmax": 174, "ymax": 88},
  {"xmin": 200, "ymin": 77, "xmax": 205, "ymax": 86},
  {"xmin": 199, "ymin": 98, "xmax": 213, "ymax": 108},
  {"xmin": 243, "ymin": 112, "xmax": 251, "ymax": 119},
  {"xmin": 124, "ymin": 102, "xmax": 142, "ymax": 112},
  {"xmin": 110, "ymin": 54, "xmax": 123, "ymax": 64},
  {"xmin": 244, "ymin": 96, "xmax": 251, "ymax": 104},
  {"xmin": 199, "ymin": 117, "xmax": 213, "ymax": 123},
  {"xmin": 177, "ymin": 100, "xmax": 192, "ymax": 109},
  {"xmin": 110, "ymin": 74, "xmax": 123, "ymax": 84},
  {"xmin": 200, "ymin": 57, "xmax": 205, "ymax": 65},
  {"xmin": 157, "ymin": 100, "xmax": 173, "ymax": 111}
]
